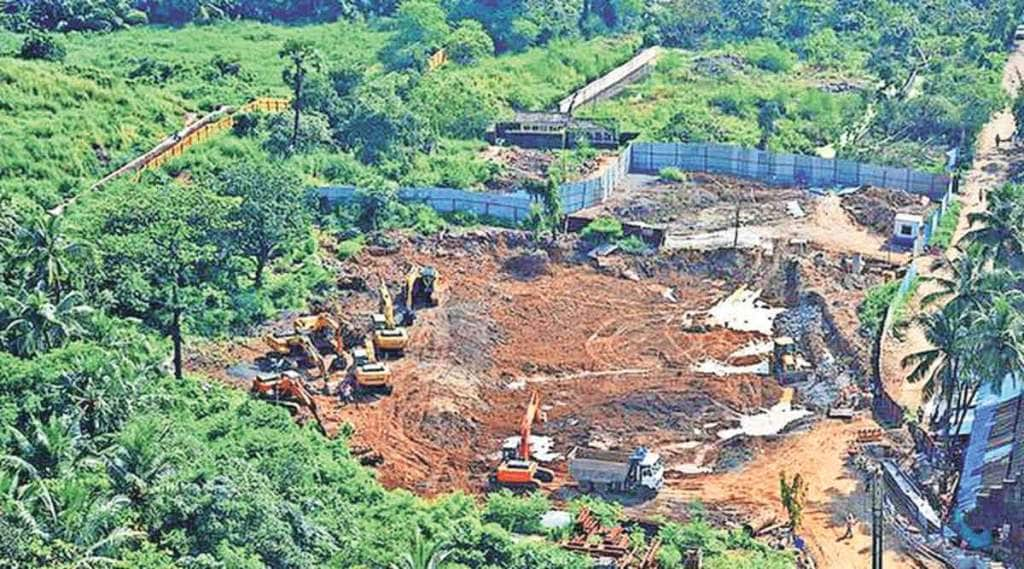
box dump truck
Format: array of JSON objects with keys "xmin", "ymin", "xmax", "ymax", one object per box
[{"xmin": 568, "ymin": 447, "xmax": 664, "ymax": 494}]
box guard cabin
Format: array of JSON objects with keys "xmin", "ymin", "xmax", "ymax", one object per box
[
  {"xmin": 486, "ymin": 112, "xmax": 635, "ymax": 150},
  {"xmin": 892, "ymin": 212, "xmax": 924, "ymax": 247}
]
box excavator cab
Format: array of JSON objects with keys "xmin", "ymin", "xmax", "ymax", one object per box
[
  {"xmin": 405, "ymin": 266, "xmax": 440, "ymax": 314},
  {"xmin": 293, "ymin": 312, "xmax": 345, "ymax": 355},
  {"xmin": 353, "ymin": 338, "xmax": 392, "ymax": 393}
]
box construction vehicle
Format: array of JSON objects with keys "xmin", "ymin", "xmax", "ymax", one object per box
[
  {"xmin": 372, "ymin": 282, "xmax": 409, "ymax": 353},
  {"xmin": 293, "ymin": 312, "xmax": 345, "ymax": 355},
  {"xmin": 262, "ymin": 333, "xmax": 336, "ymax": 379},
  {"xmin": 568, "ymin": 447, "xmax": 664, "ymax": 494},
  {"xmin": 771, "ymin": 336, "xmax": 810, "ymax": 382},
  {"xmin": 404, "ymin": 266, "xmax": 440, "ymax": 313},
  {"xmin": 491, "ymin": 391, "xmax": 555, "ymax": 490},
  {"xmin": 250, "ymin": 371, "xmax": 324, "ymax": 433},
  {"xmin": 352, "ymin": 337, "xmax": 392, "ymax": 394}
]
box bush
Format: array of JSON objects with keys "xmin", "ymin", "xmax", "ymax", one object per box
[
  {"xmin": 857, "ymin": 280, "xmax": 900, "ymax": 334},
  {"xmin": 483, "ymin": 490, "xmax": 550, "ymax": 534},
  {"xmin": 446, "ymin": 19, "xmax": 494, "ymax": 64},
  {"xmin": 19, "ymin": 31, "xmax": 65, "ymax": 61},
  {"xmin": 659, "ymin": 167, "xmax": 688, "ymax": 183},
  {"xmin": 336, "ymin": 234, "xmax": 366, "ymax": 259},
  {"xmin": 616, "ymin": 235, "xmax": 648, "ymax": 254},
  {"xmin": 580, "ymin": 217, "xmax": 624, "ymax": 244},
  {"xmin": 737, "ymin": 40, "xmax": 796, "ymax": 73},
  {"xmin": 927, "ymin": 200, "xmax": 962, "ymax": 251}
]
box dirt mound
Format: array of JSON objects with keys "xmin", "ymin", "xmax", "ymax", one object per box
[
  {"xmin": 502, "ymin": 250, "xmax": 550, "ymax": 280},
  {"xmin": 482, "ymin": 146, "xmax": 610, "ymax": 192},
  {"xmin": 840, "ymin": 186, "xmax": 929, "ymax": 235}
]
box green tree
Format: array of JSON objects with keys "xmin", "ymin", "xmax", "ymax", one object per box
[
  {"xmin": 757, "ymin": 100, "xmax": 784, "ymax": 150},
  {"xmin": 386, "ymin": 0, "xmax": 451, "ymax": 69},
  {"xmin": 83, "ymin": 184, "xmax": 235, "ymax": 380},
  {"xmin": 779, "ymin": 471, "xmax": 807, "ymax": 531},
  {"xmin": 280, "ymin": 39, "xmax": 324, "ymax": 150},
  {"xmin": 963, "ymin": 183, "xmax": 1024, "ymax": 269},
  {"xmin": 902, "ymin": 307, "xmax": 969, "ymax": 429},
  {"xmin": 18, "ymin": 31, "xmax": 66, "ymax": 61},
  {"xmin": 390, "ymin": 529, "xmax": 451, "ymax": 569},
  {"xmin": 9, "ymin": 213, "xmax": 85, "ymax": 302},
  {"xmin": 2, "ymin": 290, "xmax": 93, "ymax": 357},
  {"xmin": 445, "ymin": 19, "xmax": 494, "ymax": 64},
  {"xmin": 219, "ymin": 163, "xmax": 312, "ymax": 288}
]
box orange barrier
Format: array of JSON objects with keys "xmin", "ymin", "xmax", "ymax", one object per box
[
  {"xmin": 133, "ymin": 97, "xmax": 290, "ymax": 181},
  {"xmin": 427, "ymin": 49, "xmax": 448, "ymax": 71}
]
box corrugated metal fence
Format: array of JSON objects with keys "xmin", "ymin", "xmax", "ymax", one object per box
[
  {"xmin": 629, "ymin": 142, "xmax": 950, "ymax": 200},
  {"xmin": 318, "ymin": 149, "xmax": 633, "ymax": 222}
]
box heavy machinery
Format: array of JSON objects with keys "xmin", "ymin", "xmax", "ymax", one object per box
[
  {"xmin": 293, "ymin": 312, "xmax": 345, "ymax": 355},
  {"xmin": 352, "ymin": 337, "xmax": 392, "ymax": 393},
  {"xmin": 372, "ymin": 282, "xmax": 409, "ymax": 353},
  {"xmin": 250, "ymin": 371, "xmax": 324, "ymax": 433},
  {"xmin": 491, "ymin": 391, "xmax": 555, "ymax": 490},
  {"xmin": 262, "ymin": 333, "xmax": 336, "ymax": 379},
  {"xmin": 568, "ymin": 447, "xmax": 664, "ymax": 494},
  {"xmin": 404, "ymin": 266, "xmax": 440, "ymax": 313}
]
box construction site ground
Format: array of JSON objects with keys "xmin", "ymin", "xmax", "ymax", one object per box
[
  {"xmin": 577, "ymin": 172, "xmax": 915, "ymax": 264},
  {"xmin": 188, "ymin": 212, "xmax": 942, "ymax": 567}
]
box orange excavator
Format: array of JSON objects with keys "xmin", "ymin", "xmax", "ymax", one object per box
[
  {"xmin": 491, "ymin": 390, "xmax": 555, "ymax": 490},
  {"xmin": 250, "ymin": 371, "xmax": 325, "ymax": 434}
]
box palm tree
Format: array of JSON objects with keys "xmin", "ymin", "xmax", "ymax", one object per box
[
  {"xmin": 99, "ymin": 418, "xmax": 172, "ymax": 505},
  {"xmin": 962, "ymin": 183, "xmax": 1024, "ymax": 269},
  {"xmin": 390, "ymin": 529, "xmax": 451, "ymax": 569},
  {"xmin": 3, "ymin": 289, "xmax": 93, "ymax": 356},
  {"xmin": 11, "ymin": 212, "xmax": 85, "ymax": 302},
  {"xmin": 902, "ymin": 306, "xmax": 969, "ymax": 428},
  {"xmin": 279, "ymin": 39, "xmax": 323, "ymax": 149},
  {"xmin": 920, "ymin": 253, "xmax": 1014, "ymax": 310}
]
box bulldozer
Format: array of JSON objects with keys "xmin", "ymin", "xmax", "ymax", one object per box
[
  {"xmin": 352, "ymin": 337, "xmax": 392, "ymax": 394},
  {"xmin": 262, "ymin": 332, "xmax": 336, "ymax": 380},
  {"xmin": 404, "ymin": 266, "xmax": 440, "ymax": 314},
  {"xmin": 491, "ymin": 390, "xmax": 555, "ymax": 491},
  {"xmin": 372, "ymin": 282, "xmax": 409, "ymax": 353},
  {"xmin": 251, "ymin": 371, "xmax": 325, "ymax": 433},
  {"xmin": 293, "ymin": 312, "xmax": 346, "ymax": 355}
]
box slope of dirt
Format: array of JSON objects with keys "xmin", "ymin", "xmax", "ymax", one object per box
[{"xmin": 191, "ymin": 231, "xmax": 786, "ymax": 494}]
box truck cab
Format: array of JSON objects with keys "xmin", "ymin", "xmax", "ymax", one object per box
[{"xmin": 632, "ymin": 447, "xmax": 664, "ymax": 492}]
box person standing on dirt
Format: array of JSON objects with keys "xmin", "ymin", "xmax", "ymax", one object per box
[{"xmin": 838, "ymin": 513, "xmax": 856, "ymax": 541}]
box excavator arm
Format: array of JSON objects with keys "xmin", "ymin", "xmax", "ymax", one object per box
[{"xmin": 519, "ymin": 391, "xmax": 542, "ymax": 462}]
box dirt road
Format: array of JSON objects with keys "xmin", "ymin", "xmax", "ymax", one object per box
[
  {"xmin": 640, "ymin": 418, "xmax": 938, "ymax": 568},
  {"xmin": 881, "ymin": 39, "xmax": 1024, "ymax": 410}
]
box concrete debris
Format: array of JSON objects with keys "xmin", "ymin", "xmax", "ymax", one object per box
[
  {"xmin": 665, "ymin": 227, "xmax": 773, "ymax": 253},
  {"xmin": 706, "ymin": 286, "xmax": 785, "ymax": 335},
  {"xmin": 694, "ymin": 358, "xmax": 770, "ymax": 376},
  {"xmin": 717, "ymin": 396, "xmax": 812, "ymax": 440},
  {"xmin": 729, "ymin": 340, "xmax": 775, "ymax": 359},
  {"xmin": 787, "ymin": 200, "xmax": 806, "ymax": 218}
]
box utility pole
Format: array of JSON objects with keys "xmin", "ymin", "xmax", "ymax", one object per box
[
  {"xmin": 872, "ymin": 468, "xmax": 884, "ymax": 569},
  {"xmin": 733, "ymin": 203, "xmax": 741, "ymax": 249}
]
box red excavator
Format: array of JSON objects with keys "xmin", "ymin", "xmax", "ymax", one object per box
[{"xmin": 491, "ymin": 390, "xmax": 555, "ymax": 490}]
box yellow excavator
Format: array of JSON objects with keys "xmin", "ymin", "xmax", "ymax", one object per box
[
  {"xmin": 372, "ymin": 282, "xmax": 409, "ymax": 353},
  {"xmin": 293, "ymin": 312, "xmax": 346, "ymax": 355},
  {"xmin": 262, "ymin": 333, "xmax": 336, "ymax": 379},
  {"xmin": 352, "ymin": 337, "xmax": 392, "ymax": 394},
  {"xmin": 404, "ymin": 266, "xmax": 440, "ymax": 313}
]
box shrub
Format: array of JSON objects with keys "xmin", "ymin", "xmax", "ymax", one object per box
[
  {"xmin": 857, "ymin": 279, "xmax": 900, "ymax": 334},
  {"xmin": 446, "ymin": 19, "xmax": 494, "ymax": 64},
  {"xmin": 580, "ymin": 217, "xmax": 624, "ymax": 243},
  {"xmin": 19, "ymin": 31, "xmax": 65, "ymax": 61},
  {"xmin": 616, "ymin": 235, "xmax": 648, "ymax": 254},
  {"xmin": 738, "ymin": 40, "xmax": 796, "ymax": 73},
  {"xmin": 927, "ymin": 200, "xmax": 962, "ymax": 251},
  {"xmin": 336, "ymin": 234, "xmax": 366, "ymax": 259},
  {"xmin": 659, "ymin": 167, "xmax": 688, "ymax": 183},
  {"xmin": 483, "ymin": 490, "xmax": 550, "ymax": 534}
]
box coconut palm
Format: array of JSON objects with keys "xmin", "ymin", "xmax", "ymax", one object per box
[
  {"xmin": 99, "ymin": 418, "xmax": 172, "ymax": 505},
  {"xmin": 902, "ymin": 306, "xmax": 970, "ymax": 427},
  {"xmin": 921, "ymin": 253, "xmax": 1014, "ymax": 310},
  {"xmin": 390, "ymin": 529, "xmax": 451, "ymax": 569},
  {"xmin": 3, "ymin": 289, "xmax": 93, "ymax": 356},
  {"xmin": 11, "ymin": 212, "xmax": 85, "ymax": 301},
  {"xmin": 962, "ymin": 183, "xmax": 1024, "ymax": 269}
]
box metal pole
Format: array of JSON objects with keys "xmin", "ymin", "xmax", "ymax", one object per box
[{"xmin": 872, "ymin": 469, "xmax": 883, "ymax": 569}]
